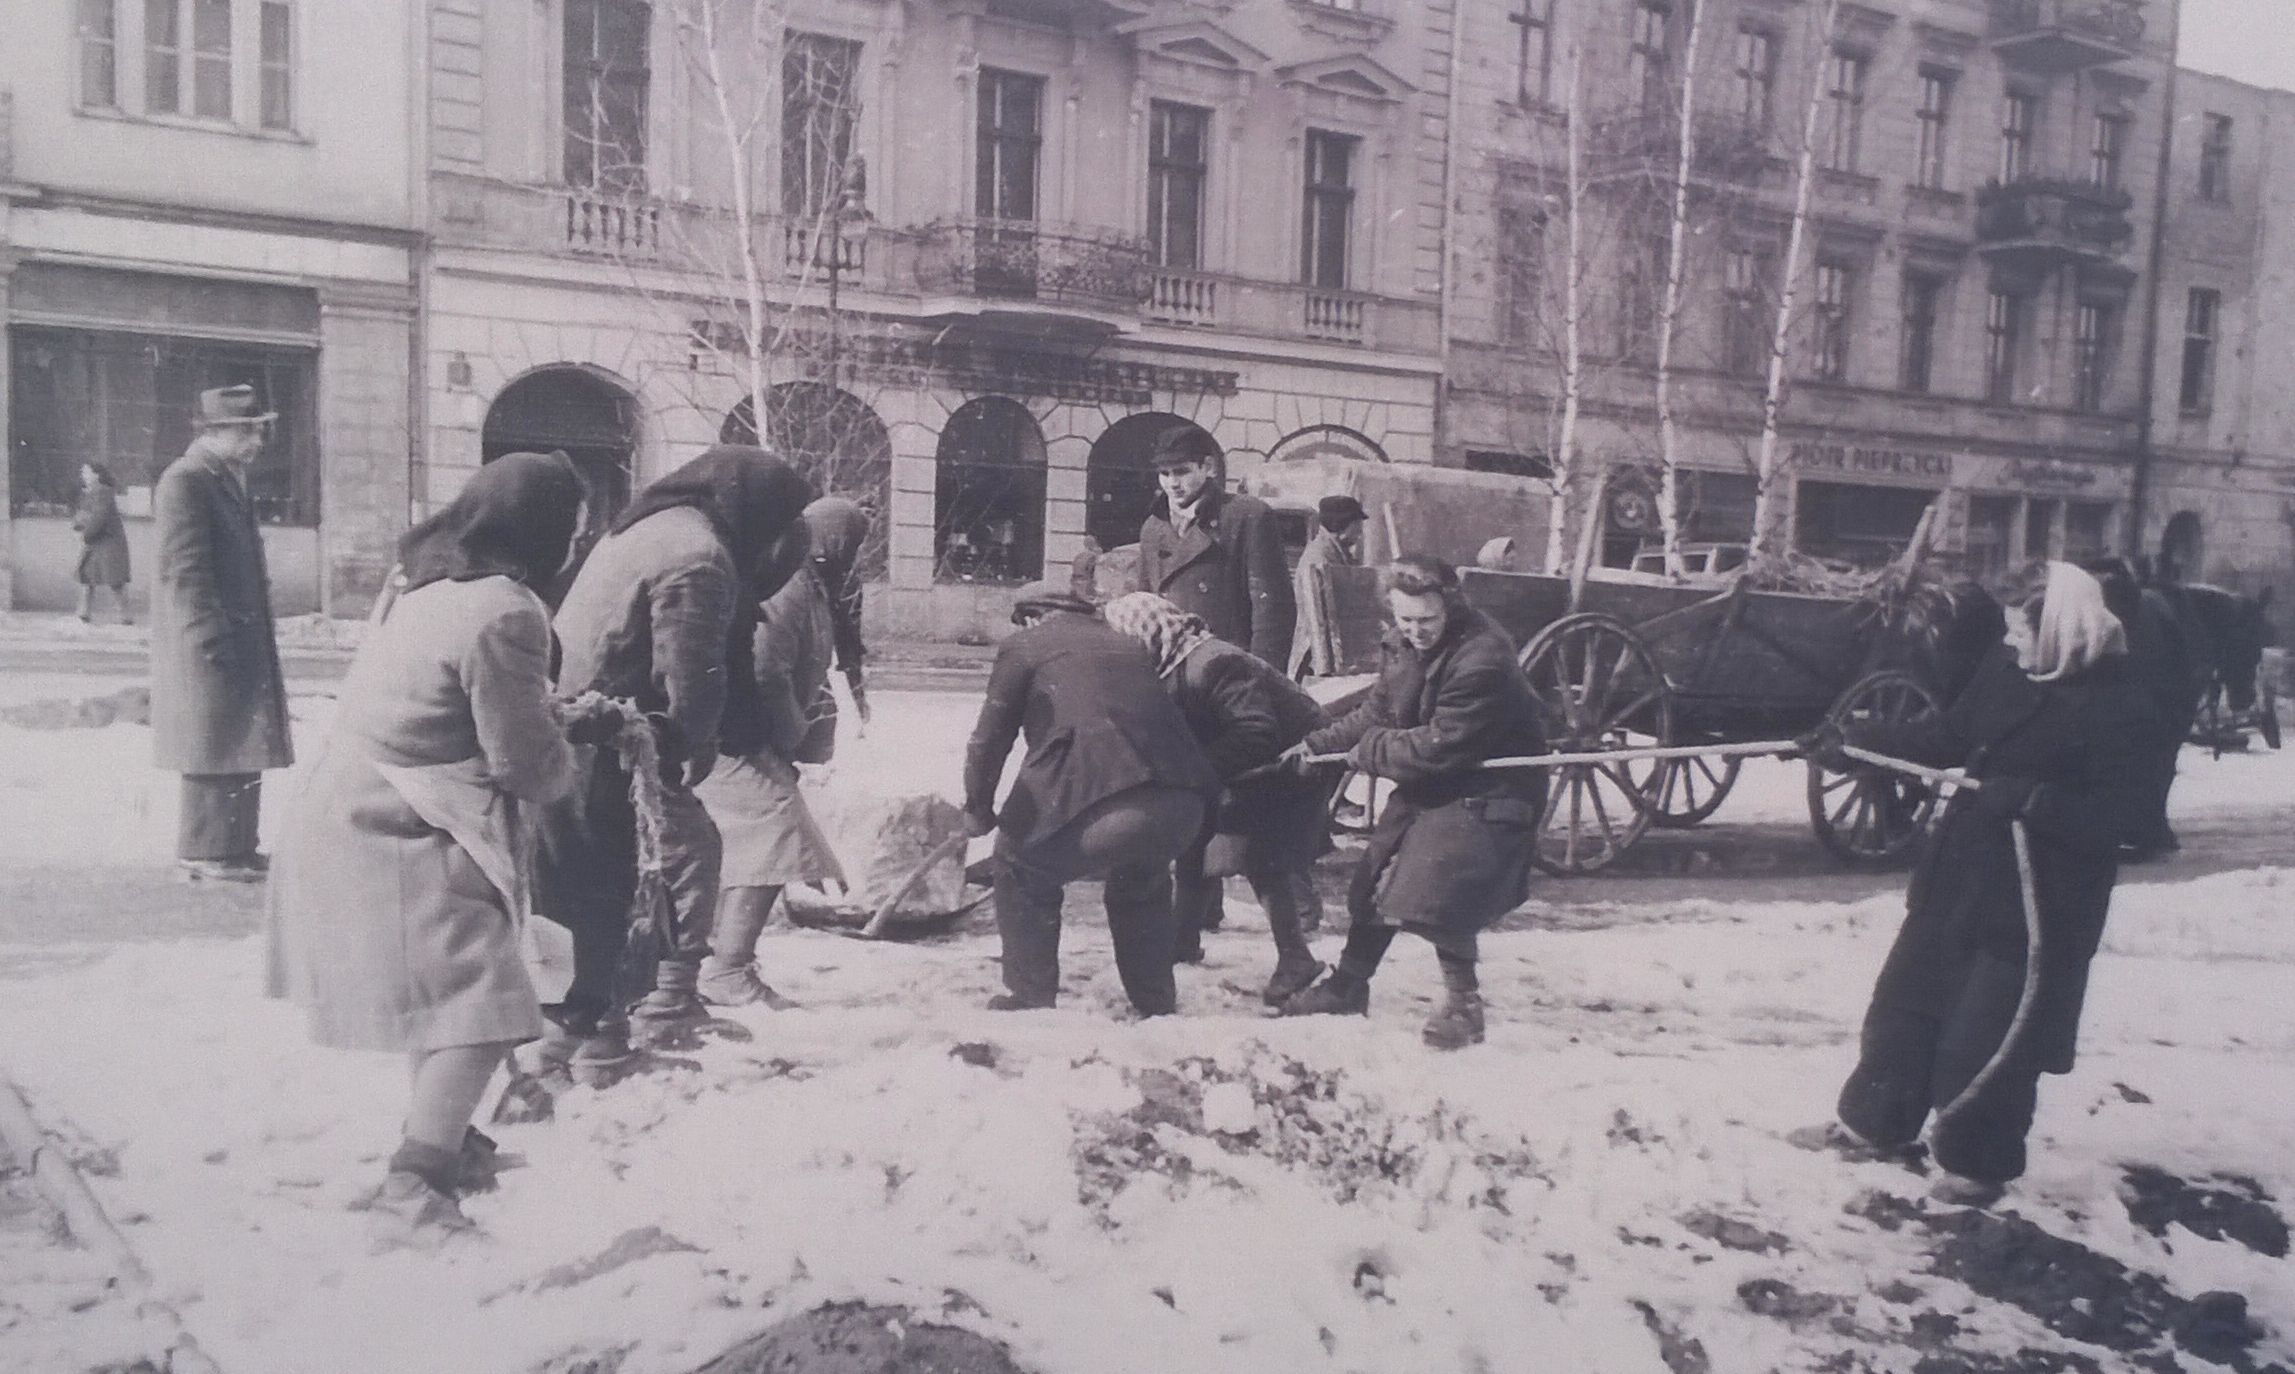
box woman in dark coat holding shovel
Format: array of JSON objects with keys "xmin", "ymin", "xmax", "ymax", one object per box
[
  {"xmin": 1812, "ymin": 561, "xmax": 2155, "ymax": 1202},
  {"xmin": 1276, "ymin": 555, "xmax": 1547, "ymax": 1049},
  {"xmin": 1103, "ymin": 592, "xmax": 1332, "ymax": 1005}
]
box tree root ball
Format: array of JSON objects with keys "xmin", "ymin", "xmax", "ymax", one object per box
[{"xmin": 687, "ymin": 1303, "xmax": 1029, "ymax": 1374}]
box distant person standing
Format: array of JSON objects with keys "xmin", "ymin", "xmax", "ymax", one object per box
[
  {"xmin": 804, "ymin": 496, "xmax": 873, "ymax": 725},
  {"xmin": 151, "ymin": 385, "xmax": 292, "ymax": 883},
  {"xmin": 1289, "ymin": 494, "xmax": 1367, "ymax": 680},
  {"xmin": 1137, "ymin": 426, "xmax": 1295, "ymax": 667},
  {"xmin": 72, "ymin": 462, "xmax": 132, "ymax": 624}
]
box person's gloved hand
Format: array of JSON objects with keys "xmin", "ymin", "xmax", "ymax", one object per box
[
  {"xmin": 1794, "ymin": 722, "xmax": 1850, "ymax": 771},
  {"xmin": 964, "ymin": 809, "xmax": 998, "ymax": 839},
  {"xmin": 1971, "ymin": 775, "xmax": 2038, "ymax": 820},
  {"xmin": 555, "ymin": 695, "xmax": 627, "ymax": 747},
  {"xmin": 1276, "ymin": 742, "xmax": 1316, "ymax": 776}
]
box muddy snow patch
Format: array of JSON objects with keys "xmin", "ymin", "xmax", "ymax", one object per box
[
  {"xmin": 683, "ymin": 1302, "xmax": 1028, "ymax": 1374},
  {"xmin": 0, "ymin": 686, "xmax": 149, "ymax": 730},
  {"xmin": 2120, "ymin": 1165, "xmax": 2289, "ymax": 1259}
]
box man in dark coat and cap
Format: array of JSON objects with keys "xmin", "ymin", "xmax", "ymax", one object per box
[
  {"xmin": 964, "ymin": 581, "xmax": 1220, "ymax": 1016},
  {"xmin": 1136, "ymin": 426, "xmax": 1295, "ymax": 667},
  {"xmin": 533, "ymin": 445, "xmax": 815, "ymax": 1077},
  {"xmin": 151, "ymin": 384, "xmax": 293, "ymax": 882}
]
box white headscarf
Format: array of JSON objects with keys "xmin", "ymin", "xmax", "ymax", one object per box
[{"xmin": 2021, "ymin": 561, "xmax": 2127, "ymax": 682}]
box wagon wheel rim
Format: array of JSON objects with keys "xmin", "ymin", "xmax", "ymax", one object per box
[
  {"xmin": 1807, "ymin": 670, "xmax": 1941, "ymax": 865},
  {"xmin": 1626, "ymin": 752, "xmax": 1743, "ymax": 828},
  {"xmin": 1521, "ymin": 616, "xmax": 1670, "ymax": 874}
]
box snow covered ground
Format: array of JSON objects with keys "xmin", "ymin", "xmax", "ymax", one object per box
[{"xmin": 2, "ymin": 689, "xmax": 2292, "ymax": 1374}]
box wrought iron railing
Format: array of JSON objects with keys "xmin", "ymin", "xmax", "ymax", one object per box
[
  {"xmin": 1974, "ymin": 177, "xmax": 2135, "ymax": 254},
  {"xmin": 915, "ymin": 218, "xmax": 1153, "ymax": 311},
  {"xmin": 1989, "ymin": 0, "xmax": 2145, "ymax": 49}
]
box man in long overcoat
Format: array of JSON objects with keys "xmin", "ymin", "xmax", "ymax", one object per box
[
  {"xmin": 1136, "ymin": 426, "xmax": 1295, "ymax": 667},
  {"xmin": 1289, "ymin": 494, "xmax": 1366, "ymax": 680},
  {"xmin": 151, "ymin": 385, "xmax": 292, "ymax": 881}
]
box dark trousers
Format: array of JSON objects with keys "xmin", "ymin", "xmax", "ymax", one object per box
[
  {"xmin": 178, "ymin": 773, "xmax": 261, "ymax": 861},
  {"xmin": 535, "ymin": 749, "xmax": 722, "ymax": 1029},
  {"xmin": 994, "ymin": 785, "xmax": 1205, "ymax": 1013},
  {"xmin": 2142, "ymin": 737, "xmax": 2184, "ymax": 848},
  {"xmin": 1837, "ymin": 946, "xmax": 2041, "ymax": 1183},
  {"xmin": 1173, "ymin": 838, "xmax": 1314, "ymax": 966}
]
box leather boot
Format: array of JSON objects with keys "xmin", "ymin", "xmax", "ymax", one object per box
[
  {"xmin": 1421, "ymin": 988, "xmax": 1486, "ymax": 1050},
  {"xmin": 1260, "ymin": 954, "xmax": 1326, "ymax": 1007},
  {"xmin": 1278, "ymin": 970, "xmax": 1369, "ymax": 1017},
  {"xmin": 699, "ymin": 887, "xmax": 796, "ymax": 1008},
  {"xmin": 631, "ymin": 959, "xmax": 706, "ymax": 1049}
]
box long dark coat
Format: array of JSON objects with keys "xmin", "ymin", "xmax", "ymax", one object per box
[
  {"xmin": 150, "ymin": 450, "xmax": 292, "ymax": 775},
  {"xmin": 964, "ymin": 610, "xmax": 1220, "ymax": 850},
  {"xmin": 1847, "ymin": 645, "xmax": 2155, "ymax": 1076},
  {"xmin": 1307, "ymin": 606, "xmax": 1546, "ymax": 947},
  {"xmin": 72, "ymin": 483, "xmax": 131, "ymax": 588},
  {"xmin": 1165, "ymin": 637, "xmax": 1331, "ymax": 871},
  {"xmin": 1138, "ymin": 488, "xmax": 1296, "ymax": 666}
]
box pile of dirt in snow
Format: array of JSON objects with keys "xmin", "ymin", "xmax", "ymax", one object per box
[
  {"xmin": 684, "ymin": 1302, "xmax": 1028, "ymax": 1374},
  {"xmin": 2121, "ymin": 1165, "xmax": 2289, "ymax": 1259},
  {"xmin": 0, "ymin": 686, "xmax": 148, "ymax": 730}
]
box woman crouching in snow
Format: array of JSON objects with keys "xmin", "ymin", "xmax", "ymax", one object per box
[
  {"xmin": 1812, "ymin": 561, "xmax": 2155, "ymax": 1204},
  {"xmin": 266, "ymin": 452, "xmax": 589, "ymax": 1241},
  {"xmin": 1102, "ymin": 591, "xmax": 1333, "ymax": 1005}
]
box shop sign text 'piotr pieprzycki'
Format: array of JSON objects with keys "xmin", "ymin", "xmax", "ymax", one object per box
[{"xmin": 1788, "ymin": 440, "xmax": 1956, "ymax": 482}]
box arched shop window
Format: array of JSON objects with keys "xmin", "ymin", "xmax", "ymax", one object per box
[
  {"xmin": 483, "ymin": 365, "xmax": 638, "ymax": 574},
  {"xmin": 934, "ymin": 397, "xmax": 1046, "ymax": 585},
  {"xmin": 1269, "ymin": 423, "xmax": 1388, "ymax": 466},
  {"xmin": 724, "ymin": 382, "xmax": 893, "ymax": 579}
]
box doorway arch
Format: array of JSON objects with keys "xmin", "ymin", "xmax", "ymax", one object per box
[
  {"xmin": 934, "ymin": 398, "xmax": 1046, "ymax": 585},
  {"xmin": 1084, "ymin": 413, "xmax": 1217, "ymax": 552},
  {"xmin": 482, "ymin": 366, "xmax": 637, "ymax": 569},
  {"xmin": 723, "ymin": 382, "xmax": 894, "ymax": 579}
]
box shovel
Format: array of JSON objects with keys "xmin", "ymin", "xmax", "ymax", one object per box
[{"xmin": 854, "ymin": 832, "xmax": 982, "ymax": 941}]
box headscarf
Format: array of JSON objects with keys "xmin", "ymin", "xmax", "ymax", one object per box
[
  {"xmin": 613, "ymin": 444, "xmax": 816, "ymax": 598},
  {"xmin": 2021, "ymin": 561, "xmax": 2127, "ymax": 682},
  {"xmin": 803, "ymin": 496, "xmax": 869, "ymax": 593},
  {"xmin": 396, "ymin": 451, "xmax": 584, "ymax": 595},
  {"xmin": 1103, "ymin": 591, "xmax": 1213, "ymax": 678}
]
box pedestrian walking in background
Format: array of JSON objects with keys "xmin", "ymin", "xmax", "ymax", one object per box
[
  {"xmin": 1811, "ymin": 561, "xmax": 2154, "ymax": 1204},
  {"xmin": 264, "ymin": 451, "xmax": 587, "ymax": 1243},
  {"xmin": 532, "ymin": 447, "xmax": 814, "ymax": 1080},
  {"xmin": 964, "ymin": 581, "xmax": 1219, "ymax": 1016},
  {"xmin": 693, "ymin": 498, "xmax": 859, "ymax": 1010},
  {"xmin": 71, "ymin": 461, "xmax": 132, "ymax": 624},
  {"xmin": 150, "ymin": 384, "xmax": 292, "ymax": 883},
  {"xmin": 1137, "ymin": 425, "xmax": 1295, "ymax": 667},
  {"xmin": 804, "ymin": 496, "xmax": 874, "ymax": 725},
  {"xmin": 1103, "ymin": 593, "xmax": 1332, "ymax": 1004},
  {"xmin": 2085, "ymin": 556, "xmax": 2200, "ymax": 860},
  {"xmin": 1278, "ymin": 555, "xmax": 1546, "ymax": 1049},
  {"xmin": 1290, "ymin": 494, "xmax": 1366, "ymax": 681}
]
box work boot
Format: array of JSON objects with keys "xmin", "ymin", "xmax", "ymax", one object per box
[
  {"xmin": 630, "ymin": 959, "xmax": 707, "ymax": 1049},
  {"xmin": 1260, "ymin": 954, "xmax": 1326, "ymax": 1007},
  {"xmin": 366, "ymin": 1171, "xmax": 476, "ymax": 1249},
  {"xmin": 569, "ymin": 1020, "xmax": 637, "ymax": 1087},
  {"xmin": 1278, "ymin": 971, "xmax": 1369, "ymax": 1018},
  {"xmin": 1931, "ymin": 1173, "xmax": 2007, "ymax": 1208},
  {"xmin": 699, "ymin": 957, "xmax": 798, "ymax": 1010},
  {"xmin": 455, "ymin": 1126, "xmax": 521, "ymax": 1194},
  {"xmin": 986, "ymin": 992, "xmax": 1055, "ymax": 1012},
  {"xmin": 1421, "ymin": 988, "xmax": 1486, "ymax": 1050},
  {"xmin": 514, "ymin": 1020, "xmax": 583, "ymax": 1081}
]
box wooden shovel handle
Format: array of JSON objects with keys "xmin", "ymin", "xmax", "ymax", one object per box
[{"xmin": 860, "ymin": 833, "xmax": 975, "ymax": 940}]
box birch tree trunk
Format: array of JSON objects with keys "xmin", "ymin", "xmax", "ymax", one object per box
[
  {"xmin": 1748, "ymin": 0, "xmax": 1843, "ymax": 559},
  {"xmin": 1652, "ymin": 0, "xmax": 1711, "ymax": 579},
  {"xmin": 692, "ymin": 0, "xmax": 774, "ymax": 449},
  {"xmin": 1547, "ymin": 41, "xmax": 1587, "ymax": 576}
]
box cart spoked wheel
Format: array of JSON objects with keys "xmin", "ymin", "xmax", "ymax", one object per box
[
  {"xmin": 1626, "ymin": 752, "xmax": 1742, "ymax": 829},
  {"xmin": 1519, "ymin": 614, "xmax": 1672, "ymax": 875},
  {"xmin": 1808, "ymin": 669, "xmax": 1941, "ymax": 866}
]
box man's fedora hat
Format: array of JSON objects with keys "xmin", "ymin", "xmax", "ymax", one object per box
[{"xmin": 195, "ymin": 384, "xmax": 277, "ymax": 429}]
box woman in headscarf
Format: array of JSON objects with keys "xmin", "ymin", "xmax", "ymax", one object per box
[
  {"xmin": 803, "ymin": 496, "xmax": 873, "ymax": 724},
  {"xmin": 1104, "ymin": 592, "xmax": 1333, "ymax": 1004},
  {"xmin": 71, "ymin": 461, "xmax": 132, "ymax": 623},
  {"xmin": 1813, "ymin": 561, "xmax": 2156, "ymax": 1203},
  {"xmin": 265, "ymin": 451, "xmax": 587, "ymax": 1242},
  {"xmin": 692, "ymin": 496, "xmax": 858, "ymax": 1010},
  {"xmin": 534, "ymin": 445, "xmax": 815, "ymax": 1078}
]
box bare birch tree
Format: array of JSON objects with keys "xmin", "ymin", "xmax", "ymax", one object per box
[{"xmin": 1650, "ymin": 0, "xmax": 1714, "ymax": 578}]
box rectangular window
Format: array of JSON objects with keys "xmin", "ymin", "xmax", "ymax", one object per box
[
  {"xmin": 781, "ymin": 31, "xmax": 862, "ymax": 220},
  {"xmin": 1732, "ymin": 26, "xmax": 1775, "ymax": 130},
  {"xmin": 1822, "ymin": 49, "xmax": 1867, "ymax": 172},
  {"xmin": 144, "ymin": 0, "xmax": 180, "ymax": 114},
  {"xmin": 1812, "ymin": 262, "xmax": 1852, "ymax": 380},
  {"xmin": 1628, "ymin": 0, "xmax": 1671, "ymax": 113},
  {"xmin": 1999, "ymin": 91, "xmax": 2036, "ymax": 182},
  {"xmin": 1500, "ymin": 206, "xmax": 1546, "ymax": 344},
  {"xmin": 2180, "ymin": 287, "xmax": 2220, "ymax": 413},
  {"xmin": 1966, "ymin": 494, "xmax": 2016, "ymax": 575},
  {"xmin": 190, "ymin": 0, "xmax": 230, "ymax": 120},
  {"xmin": 2089, "ymin": 112, "xmax": 2127, "ymax": 191},
  {"xmin": 2073, "ymin": 302, "xmax": 2112, "ymax": 412},
  {"xmin": 1985, "ymin": 289, "xmax": 2024, "ymax": 403},
  {"xmin": 2024, "ymin": 497, "xmax": 2059, "ymax": 561},
  {"xmin": 1900, "ymin": 272, "xmax": 1941, "ymax": 393},
  {"xmin": 78, "ymin": 0, "xmax": 118, "ymax": 109},
  {"xmin": 1147, "ymin": 102, "xmax": 1210, "ymax": 270},
  {"xmin": 563, "ymin": 0, "xmax": 652, "ymax": 193},
  {"xmin": 1724, "ymin": 247, "xmax": 1768, "ymax": 375},
  {"xmin": 1301, "ymin": 129, "xmax": 1357, "ymax": 290},
  {"xmin": 1513, "ymin": 0, "xmax": 1553, "ymax": 107},
  {"xmin": 976, "ymin": 69, "xmax": 1044, "ymax": 223},
  {"xmin": 2198, "ymin": 113, "xmax": 2232, "ymax": 201},
  {"xmin": 258, "ymin": 1, "xmax": 293, "ymax": 131},
  {"xmin": 2064, "ymin": 501, "xmax": 2113, "ymax": 562},
  {"xmin": 1914, "ymin": 69, "xmax": 1953, "ymax": 190}
]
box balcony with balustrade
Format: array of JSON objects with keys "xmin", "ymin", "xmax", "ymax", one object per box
[
  {"xmin": 1973, "ymin": 177, "xmax": 2135, "ymax": 275},
  {"xmin": 1584, "ymin": 109, "xmax": 1785, "ymax": 190},
  {"xmin": 1143, "ymin": 268, "xmax": 1437, "ymax": 353},
  {"xmin": 912, "ymin": 218, "xmax": 1154, "ymax": 338},
  {"xmin": 1989, "ymin": 0, "xmax": 2146, "ymax": 72}
]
